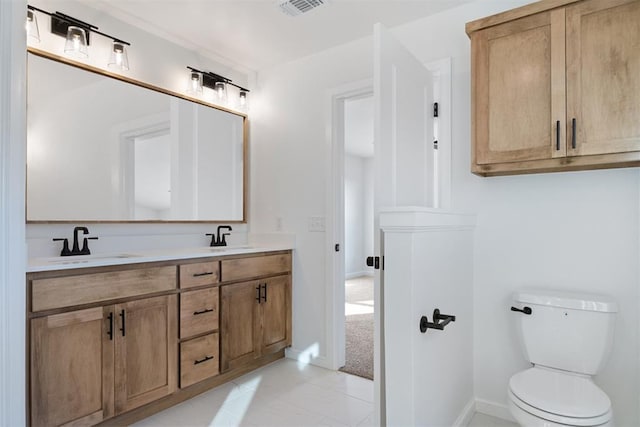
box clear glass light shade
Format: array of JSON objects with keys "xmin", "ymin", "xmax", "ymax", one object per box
[
  {"xmin": 26, "ymin": 9, "xmax": 40, "ymax": 42},
  {"xmin": 215, "ymin": 81, "xmax": 227, "ymax": 103},
  {"xmin": 108, "ymin": 41, "xmax": 129, "ymax": 71},
  {"xmin": 238, "ymin": 90, "xmax": 248, "ymax": 110},
  {"xmin": 187, "ymin": 71, "xmax": 203, "ymax": 95},
  {"xmin": 64, "ymin": 26, "xmax": 89, "ymax": 59}
]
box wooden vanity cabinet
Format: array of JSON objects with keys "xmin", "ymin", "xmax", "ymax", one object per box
[
  {"xmin": 29, "ymin": 266, "xmax": 178, "ymax": 426},
  {"xmin": 28, "ymin": 251, "xmax": 292, "ymax": 426},
  {"xmin": 467, "ymin": 0, "xmax": 640, "ymax": 176},
  {"xmin": 220, "ymin": 254, "xmax": 292, "ymax": 372}
]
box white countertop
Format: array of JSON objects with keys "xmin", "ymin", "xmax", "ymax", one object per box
[{"xmin": 27, "ymin": 244, "xmax": 293, "ymax": 273}]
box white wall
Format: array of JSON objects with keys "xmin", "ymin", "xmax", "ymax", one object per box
[
  {"xmin": 251, "ymin": 0, "xmax": 639, "ymax": 424},
  {"xmin": 344, "ymin": 154, "xmax": 374, "ymax": 278},
  {"xmin": 26, "ymin": 0, "xmax": 252, "ymax": 257},
  {"xmin": 0, "ymin": 1, "xmax": 27, "ymax": 425}
]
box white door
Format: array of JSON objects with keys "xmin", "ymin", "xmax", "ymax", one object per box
[{"xmin": 373, "ymin": 23, "xmax": 434, "ymax": 425}]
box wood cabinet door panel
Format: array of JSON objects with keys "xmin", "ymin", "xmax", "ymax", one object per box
[
  {"xmin": 220, "ymin": 281, "xmax": 260, "ymax": 371},
  {"xmin": 114, "ymin": 295, "xmax": 177, "ymax": 414},
  {"xmin": 566, "ymin": 0, "xmax": 640, "ymax": 156},
  {"xmin": 30, "ymin": 307, "xmax": 114, "ymax": 426},
  {"xmin": 261, "ymin": 276, "xmax": 291, "ymax": 354}
]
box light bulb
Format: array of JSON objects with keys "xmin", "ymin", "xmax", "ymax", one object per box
[
  {"xmin": 215, "ymin": 81, "xmax": 227, "ymax": 103},
  {"xmin": 64, "ymin": 26, "xmax": 88, "ymax": 59},
  {"xmin": 108, "ymin": 41, "xmax": 129, "ymax": 71},
  {"xmin": 187, "ymin": 70, "xmax": 203, "ymax": 95}
]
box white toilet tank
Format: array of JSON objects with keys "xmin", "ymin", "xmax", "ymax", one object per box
[{"xmin": 513, "ymin": 290, "xmax": 617, "ymax": 375}]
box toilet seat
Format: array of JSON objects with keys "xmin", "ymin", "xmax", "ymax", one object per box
[{"xmin": 509, "ymin": 367, "xmax": 612, "ymax": 426}]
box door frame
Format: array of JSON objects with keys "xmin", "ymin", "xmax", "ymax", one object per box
[
  {"xmin": 324, "ymin": 78, "xmax": 373, "ymax": 372},
  {"xmin": 325, "ymin": 57, "xmax": 452, "ymax": 423}
]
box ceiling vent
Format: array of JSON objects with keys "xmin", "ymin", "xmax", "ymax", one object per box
[{"xmin": 278, "ymin": 0, "xmax": 328, "ymax": 17}]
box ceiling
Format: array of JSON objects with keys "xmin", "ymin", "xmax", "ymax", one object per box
[{"xmin": 86, "ymin": 0, "xmax": 470, "ymax": 72}]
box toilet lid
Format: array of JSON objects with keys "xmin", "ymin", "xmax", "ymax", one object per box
[{"xmin": 509, "ymin": 367, "xmax": 611, "ymax": 419}]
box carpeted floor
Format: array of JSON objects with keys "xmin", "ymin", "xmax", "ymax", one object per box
[{"xmin": 340, "ymin": 276, "xmax": 374, "ymax": 380}]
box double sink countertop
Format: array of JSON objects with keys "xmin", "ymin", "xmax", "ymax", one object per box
[{"xmin": 27, "ymin": 244, "xmax": 294, "ymax": 273}]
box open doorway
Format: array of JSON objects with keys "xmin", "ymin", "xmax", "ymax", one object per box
[{"xmin": 340, "ymin": 95, "xmax": 375, "ymax": 380}]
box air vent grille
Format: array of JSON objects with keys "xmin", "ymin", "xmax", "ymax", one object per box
[{"xmin": 278, "ymin": 0, "xmax": 327, "ymax": 16}]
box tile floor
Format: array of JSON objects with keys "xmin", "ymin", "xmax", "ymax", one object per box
[
  {"xmin": 132, "ymin": 357, "xmax": 516, "ymax": 427},
  {"xmin": 132, "ymin": 358, "xmax": 374, "ymax": 427}
]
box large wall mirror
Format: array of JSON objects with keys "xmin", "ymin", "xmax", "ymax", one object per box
[{"xmin": 26, "ymin": 50, "xmax": 246, "ymax": 223}]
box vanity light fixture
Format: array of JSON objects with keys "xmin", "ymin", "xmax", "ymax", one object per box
[
  {"xmin": 108, "ymin": 40, "xmax": 130, "ymax": 71},
  {"xmin": 26, "ymin": 5, "xmax": 131, "ymax": 69},
  {"xmin": 64, "ymin": 26, "xmax": 89, "ymax": 59},
  {"xmin": 186, "ymin": 69, "xmax": 204, "ymax": 94},
  {"xmin": 26, "ymin": 8, "xmax": 40, "ymax": 42},
  {"xmin": 186, "ymin": 66, "xmax": 250, "ymax": 109}
]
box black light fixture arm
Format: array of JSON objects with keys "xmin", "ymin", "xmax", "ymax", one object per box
[
  {"xmin": 27, "ymin": 4, "xmax": 130, "ymax": 46},
  {"xmin": 187, "ymin": 66, "xmax": 250, "ymax": 93}
]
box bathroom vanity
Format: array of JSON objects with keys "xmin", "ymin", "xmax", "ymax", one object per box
[{"xmin": 26, "ymin": 247, "xmax": 292, "ymax": 426}]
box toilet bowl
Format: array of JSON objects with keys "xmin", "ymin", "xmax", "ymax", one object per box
[
  {"xmin": 507, "ymin": 367, "xmax": 613, "ymax": 427},
  {"xmin": 508, "ymin": 290, "xmax": 617, "ymax": 427}
]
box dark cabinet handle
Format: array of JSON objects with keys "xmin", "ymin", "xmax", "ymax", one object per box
[
  {"xmin": 256, "ymin": 285, "xmax": 261, "ymax": 302},
  {"xmin": 107, "ymin": 312, "xmax": 114, "ymax": 340},
  {"xmin": 119, "ymin": 309, "xmax": 126, "ymax": 337},
  {"xmin": 193, "ymin": 272, "xmax": 214, "ymax": 277},
  {"xmin": 194, "ymin": 355, "xmax": 214, "ymax": 365},
  {"xmin": 511, "ymin": 306, "xmax": 532, "ymax": 315},
  {"xmin": 571, "ymin": 118, "xmax": 577, "ymax": 149},
  {"xmin": 555, "ymin": 120, "xmax": 560, "ymax": 151},
  {"xmin": 193, "ymin": 308, "xmax": 214, "ymax": 315},
  {"xmin": 261, "ymin": 284, "xmax": 267, "ymax": 303}
]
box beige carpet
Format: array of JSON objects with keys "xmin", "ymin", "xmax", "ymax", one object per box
[{"xmin": 340, "ymin": 276, "xmax": 374, "ymax": 380}]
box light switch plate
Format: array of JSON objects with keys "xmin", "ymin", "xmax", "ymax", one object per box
[{"xmin": 308, "ymin": 216, "xmax": 325, "ymax": 232}]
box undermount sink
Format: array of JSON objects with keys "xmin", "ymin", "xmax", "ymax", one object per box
[{"xmin": 45, "ymin": 253, "xmax": 141, "ymax": 264}]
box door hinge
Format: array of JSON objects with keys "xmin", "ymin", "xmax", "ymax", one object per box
[
  {"xmin": 433, "ymin": 140, "xmax": 438, "ymax": 150},
  {"xmin": 433, "ymin": 102, "xmax": 439, "ymax": 118},
  {"xmin": 335, "ymin": 243, "xmax": 340, "ymax": 252}
]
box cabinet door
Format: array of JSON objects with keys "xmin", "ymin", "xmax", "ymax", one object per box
[
  {"xmin": 566, "ymin": 0, "xmax": 640, "ymax": 157},
  {"xmin": 31, "ymin": 307, "xmax": 114, "ymax": 426},
  {"xmin": 220, "ymin": 280, "xmax": 260, "ymax": 371},
  {"xmin": 114, "ymin": 295, "xmax": 177, "ymax": 414},
  {"xmin": 472, "ymin": 9, "xmax": 566, "ymax": 166},
  {"xmin": 260, "ymin": 275, "xmax": 291, "ymax": 354}
]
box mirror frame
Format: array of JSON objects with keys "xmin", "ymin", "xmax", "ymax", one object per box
[{"xmin": 26, "ymin": 47, "xmax": 248, "ymax": 224}]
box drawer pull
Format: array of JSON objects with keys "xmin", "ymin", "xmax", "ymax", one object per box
[
  {"xmin": 194, "ymin": 355, "xmax": 214, "ymax": 365},
  {"xmin": 193, "ymin": 308, "xmax": 214, "ymax": 315},
  {"xmin": 193, "ymin": 272, "xmax": 214, "ymax": 277}
]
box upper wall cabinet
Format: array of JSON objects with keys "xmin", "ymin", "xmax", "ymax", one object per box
[{"xmin": 467, "ymin": 0, "xmax": 640, "ymax": 176}]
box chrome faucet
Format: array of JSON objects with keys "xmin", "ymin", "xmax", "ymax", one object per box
[
  {"xmin": 206, "ymin": 225, "xmax": 233, "ymax": 247},
  {"xmin": 53, "ymin": 226, "xmax": 99, "ymax": 256}
]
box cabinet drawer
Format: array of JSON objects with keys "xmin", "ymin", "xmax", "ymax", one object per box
[
  {"xmin": 180, "ymin": 333, "xmax": 219, "ymax": 388},
  {"xmin": 31, "ymin": 266, "xmax": 177, "ymax": 312},
  {"xmin": 180, "ymin": 287, "xmax": 219, "ymax": 339},
  {"xmin": 180, "ymin": 261, "xmax": 220, "ymax": 289},
  {"xmin": 220, "ymin": 253, "xmax": 291, "ymax": 282}
]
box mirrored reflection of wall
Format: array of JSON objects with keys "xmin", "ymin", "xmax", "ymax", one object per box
[{"xmin": 26, "ymin": 52, "xmax": 245, "ymax": 222}]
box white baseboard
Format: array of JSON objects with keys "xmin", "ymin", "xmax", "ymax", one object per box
[
  {"xmin": 345, "ymin": 271, "xmax": 374, "ymax": 280},
  {"xmin": 475, "ymin": 398, "xmax": 516, "ymax": 423},
  {"xmin": 285, "ymin": 347, "xmax": 331, "ymax": 370},
  {"xmin": 453, "ymin": 398, "xmax": 476, "ymax": 427}
]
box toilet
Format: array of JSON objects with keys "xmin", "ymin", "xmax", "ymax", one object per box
[{"xmin": 508, "ymin": 290, "xmax": 618, "ymax": 427}]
